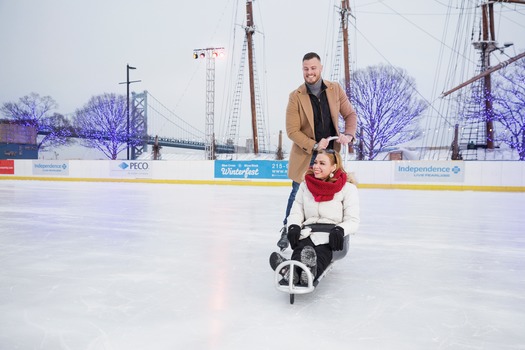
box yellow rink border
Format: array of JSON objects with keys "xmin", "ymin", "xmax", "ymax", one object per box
[{"xmin": 1, "ymin": 176, "xmax": 524, "ymax": 192}]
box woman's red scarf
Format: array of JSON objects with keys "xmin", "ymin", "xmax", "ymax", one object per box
[{"xmin": 305, "ymin": 169, "xmax": 347, "ymax": 202}]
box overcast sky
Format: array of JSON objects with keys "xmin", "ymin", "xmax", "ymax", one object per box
[{"xmin": 1, "ymin": 0, "xmax": 523, "ymax": 152}]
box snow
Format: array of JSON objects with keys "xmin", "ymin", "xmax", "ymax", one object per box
[{"xmin": 0, "ymin": 180, "xmax": 524, "ymax": 349}]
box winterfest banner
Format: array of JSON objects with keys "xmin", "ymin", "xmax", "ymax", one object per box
[
  {"xmin": 394, "ymin": 161, "xmax": 465, "ymax": 183},
  {"xmin": 214, "ymin": 160, "xmax": 288, "ymax": 180}
]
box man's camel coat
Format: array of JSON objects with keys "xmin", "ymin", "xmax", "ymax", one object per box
[{"xmin": 286, "ymin": 80, "xmax": 357, "ymax": 183}]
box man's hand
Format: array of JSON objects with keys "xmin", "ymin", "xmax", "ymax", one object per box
[
  {"xmin": 337, "ymin": 134, "xmax": 354, "ymax": 145},
  {"xmin": 317, "ymin": 137, "xmax": 330, "ymax": 150}
]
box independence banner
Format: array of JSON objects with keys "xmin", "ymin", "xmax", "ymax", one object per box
[{"xmin": 394, "ymin": 161, "xmax": 465, "ymax": 183}]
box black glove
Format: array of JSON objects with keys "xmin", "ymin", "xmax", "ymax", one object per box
[
  {"xmin": 287, "ymin": 224, "xmax": 301, "ymax": 249},
  {"xmin": 329, "ymin": 226, "xmax": 344, "ymax": 251}
]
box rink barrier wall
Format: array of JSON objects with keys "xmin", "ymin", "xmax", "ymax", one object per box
[{"xmin": 0, "ymin": 159, "xmax": 524, "ymax": 192}]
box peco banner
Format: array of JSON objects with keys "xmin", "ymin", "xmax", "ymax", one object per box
[
  {"xmin": 110, "ymin": 161, "xmax": 152, "ymax": 178},
  {"xmin": 214, "ymin": 160, "xmax": 288, "ymax": 180},
  {"xmin": 394, "ymin": 161, "xmax": 465, "ymax": 183}
]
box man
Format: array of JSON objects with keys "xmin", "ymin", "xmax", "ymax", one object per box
[{"xmin": 277, "ymin": 52, "xmax": 357, "ymax": 251}]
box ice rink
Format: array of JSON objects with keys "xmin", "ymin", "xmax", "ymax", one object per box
[{"xmin": 1, "ymin": 180, "xmax": 524, "ymax": 349}]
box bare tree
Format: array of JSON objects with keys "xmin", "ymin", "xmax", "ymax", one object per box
[
  {"xmin": 492, "ymin": 58, "xmax": 525, "ymax": 160},
  {"xmin": 38, "ymin": 112, "xmax": 75, "ymax": 150},
  {"xmin": 0, "ymin": 92, "xmax": 73, "ymax": 151},
  {"xmin": 73, "ymin": 93, "xmax": 143, "ymax": 160},
  {"xmin": 350, "ymin": 65, "xmax": 427, "ymax": 160}
]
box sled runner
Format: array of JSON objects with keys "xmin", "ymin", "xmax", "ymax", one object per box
[{"xmin": 274, "ymin": 235, "xmax": 349, "ymax": 304}]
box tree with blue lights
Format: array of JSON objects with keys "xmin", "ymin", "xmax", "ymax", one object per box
[
  {"xmin": 0, "ymin": 93, "xmax": 74, "ymax": 151},
  {"xmin": 349, "ymin": 65, "xmax": 427, "ymax": 160},
  {"xmin": 73, "ymin": 93, "xmax": 143, "ymax": 160},
  {"xmin": 492, "ymin": 58, "xmax": 525, "ymax": 160}
]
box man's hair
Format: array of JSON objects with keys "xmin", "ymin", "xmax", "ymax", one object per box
[{"xmin": 303, "ymin": 52, "xmax": 321, "ymax": 62}]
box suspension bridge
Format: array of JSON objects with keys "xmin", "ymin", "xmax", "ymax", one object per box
[{"xmin": 129, "ymin": 90, "xmax": 236, "ymax": 159}]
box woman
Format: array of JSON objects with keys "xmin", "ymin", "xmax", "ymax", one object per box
[{"xmin": 270, "ymin": 149, "xmax": 360, "ymax": 285}]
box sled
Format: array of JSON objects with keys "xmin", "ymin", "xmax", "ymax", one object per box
[
  {"xmin": 274, "ymin": 235, "xmax": 349, "ymax": 304},
  {"xmin": 274, "ymin": 135, "xmax": 353, "ymax": 304}
]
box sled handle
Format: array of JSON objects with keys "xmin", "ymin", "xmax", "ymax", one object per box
[
  {"xmin": 274, "ymin": 260, "xmax": 315, "ymax": 294},
  {"xmin": 325, "ymin": 135, "xmax": 348, "ymax": 169}
]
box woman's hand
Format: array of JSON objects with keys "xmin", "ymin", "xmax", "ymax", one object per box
[
  {"xmin": 329, "ymin": 226, "xmax": 344, "ymax": 251},
  {"xmin": 287, "ymin": 225, "xmax": 301, "ymax": 249}
]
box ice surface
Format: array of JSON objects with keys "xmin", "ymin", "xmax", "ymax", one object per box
[{"xmin": 0, "ymin": 180, "xmax": 524, "ymax": 349}]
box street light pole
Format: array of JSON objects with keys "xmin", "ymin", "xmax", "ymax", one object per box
[
  {"xmin": 192, "ymin": 47, "xmax": 225, "ymax": 160},
  {"xmin": 126, "ymin": 64, "xmax": 135, "ymax": 160},
  {"xmin": 120, "ymin": 64, "xmax": 140, "ymax": 160}
]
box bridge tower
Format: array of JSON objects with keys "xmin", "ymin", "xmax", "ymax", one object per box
[{"xmin": 131, "ymin": 91, "xmax": 148, "ymax": 160}]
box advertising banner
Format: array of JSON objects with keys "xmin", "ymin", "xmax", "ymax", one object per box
[
  {"xmin": 214, "ymin": 160, "xmax": 288, "ymax": 180},
  {"xmin": 0, "ymin": 159, "xmax": 14, "ymax": 174},
  {"xmin": 394, "ymin": 161, "xmax": 465, "ymax": 183},
  {"xmin": 109, "ymin": 161, "xmax": 152, "ymax": 178},
  {"xmin": 32, "ymin": 161, "xmax": 69, "ymax": 176}
]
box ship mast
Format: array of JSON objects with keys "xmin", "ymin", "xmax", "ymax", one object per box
[
  {"xmin": 225, "ymin": 0, "xmax": 269, "ymax": 154},
  {"xmin": 442, "ymin": 0, "xmax": 525, "ymax": 151},
  {"xmin": 245, "ymin": 0, "xmax": 259, "ymax": 154},
  {"xmin": 481, "ymin": 1, "xmax": 496, "ymax": 149},
  {"xmin": 341, "ymin": 0, "xmax": 351, "ymax": 97},
  {"xmin": 340, "ymin": 0, "xmax": 355, "ymax": 154}
]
